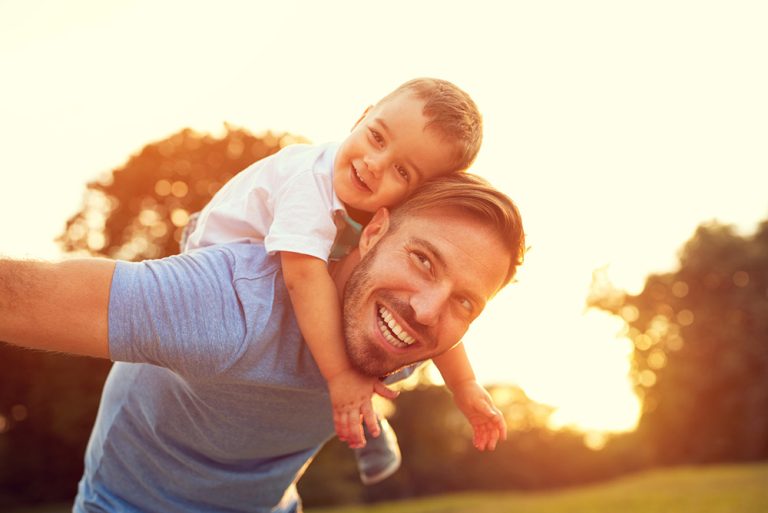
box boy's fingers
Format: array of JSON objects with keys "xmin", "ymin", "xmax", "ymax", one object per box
[
  {"xmin": 337, "ymin": 410, "xmax": 349, "ymax": 441},
  {"xmin": 349, "ymin": 414, "xmax": 365, "ymax": 448},
  {"xmin": 487, "ymin": 427, "xmax": 500, "ymax": 451},
  {"xmin": 334, "ymin": 411, "xmax": 345, "ymax": 440},
  {"xmin": 361, "ymin": 403, "xmax": 380, "ymax": 438},
  {"xmin": 491, "ymin": 408, "xmax": 508, "ymax": 439},
  {"xmin": 373, "ymin": 381, "xmax": 399, "ymax": 400}
]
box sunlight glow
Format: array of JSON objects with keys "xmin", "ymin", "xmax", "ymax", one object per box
[{"xmin": 2, "ymin": 0, "xmax": 767, "ymax": 437}]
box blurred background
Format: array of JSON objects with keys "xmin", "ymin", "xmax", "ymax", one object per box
[{"xmin": 1, "ymin": 1, "xmax": 766, "ymax": 510}]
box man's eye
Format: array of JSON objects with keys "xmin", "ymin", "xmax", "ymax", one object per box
[
  {"xmin": 411, "ymin": 251, "xmax": 432, "ymax": 271},
  {"xmin": 395, "ymin": 165, "xmax": 410, "ymax": 181},
  {"xmin": 458, "ymin": 298, "xmax": 473, "ymax": 313}
]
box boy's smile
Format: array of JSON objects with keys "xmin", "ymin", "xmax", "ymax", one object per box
[{"xmin": 333, "ymin": 92, "xmax": 458, "ymax": 215}]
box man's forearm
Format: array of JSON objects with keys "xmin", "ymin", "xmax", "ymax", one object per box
[{"xmin": 0, "ymin": 257, "xmax": 114, "ymax": 358}]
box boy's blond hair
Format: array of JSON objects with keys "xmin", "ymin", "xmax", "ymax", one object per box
[
  {"xmin": 377, "ymin": 78, "xmax": 483, "ymax": 173},
  {"xmin": 389, "ymin": 173, "xmax": 525, "ymax": 286}
]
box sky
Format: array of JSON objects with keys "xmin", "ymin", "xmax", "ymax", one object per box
[{"xmin": 1, "ymin": 1, "xmax": 766, "ymax": 434}]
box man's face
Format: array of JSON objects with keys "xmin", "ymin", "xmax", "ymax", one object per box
[
  {"xmin": 342, "ymin": 208, "xmax": 510, "ymax": 377},
  {"xmin": 333, "ymin": 92, "xmax": 458, "ymax": 214}
]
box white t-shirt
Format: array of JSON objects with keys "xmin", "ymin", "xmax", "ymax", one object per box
[{"xmin": 184, "ymin": 142, "xmax": 346, "ymax": 262}]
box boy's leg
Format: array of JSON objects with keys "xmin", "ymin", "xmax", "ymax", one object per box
[{"xmin": 355, "ymin": 418, "xmax": 401, "ymax": 486}]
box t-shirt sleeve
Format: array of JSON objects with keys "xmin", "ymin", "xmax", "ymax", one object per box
[
  {"xmin": 108, "ymin": 248, "xmax": 249, "ymax": 377},
  {"xmin": 264, "ymin": 169, "xmax": 338, "ymax": 262}
]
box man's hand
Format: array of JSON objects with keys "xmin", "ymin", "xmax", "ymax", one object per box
[
  {"xmin": 451, "ymin": 380, "xmax": 507, "ymax": 451},
  {"xmin": 328, "ymin": 369, "xmax": 399, "ymax": 449}
]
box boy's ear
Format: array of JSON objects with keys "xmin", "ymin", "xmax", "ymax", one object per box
[
  {"xmin": 358, "ymin": 207, "xmax": 390, "ymax": 257},
  {"xmin": 352, "ymin": 105, "xmax": 373, "ymax": 131}
]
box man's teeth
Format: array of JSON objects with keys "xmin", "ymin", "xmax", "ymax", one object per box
[
  {"xmin": 378, "ymin": 306, "xmax": 416, "ymax": 348},
  {"xmin": 354, "ymin": 167, "xmax": 366, "ymax": 184}
]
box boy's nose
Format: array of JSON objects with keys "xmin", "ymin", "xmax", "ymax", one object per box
[{"xmin": 364, "ymin": 153, "xmax": 386, "ymax": 177}]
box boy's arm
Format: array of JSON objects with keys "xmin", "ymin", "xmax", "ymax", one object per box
[
  {"xmin": 432, "ymin": 342, "xmax": 476, "ymax": 391},
  {"xmin": 433, "ymin": 343, "xmax": 507, "ymax": 451},
  {"xmin": 280, "ymin": 251, "xmax": 397, "ymax": 447},
  {"xmin": 0, "ymin": 258, "xmax": 114, "ymax": 358}
]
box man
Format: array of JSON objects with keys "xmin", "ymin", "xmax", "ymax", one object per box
[{"xmin": 0, "ymin": 173, "xmax": 525, "ymax": 512}]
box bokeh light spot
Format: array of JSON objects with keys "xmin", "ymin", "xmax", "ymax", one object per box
[
  {"xmin": 732, "ymin": 271, "xmax": 749, "ymax": 287},
  {"xmin": 150, "ymin": 223, "xmax": 168, "ymax": 238},
  {"xmin": 638, "ymin": 370, "xmax": 657, "ymax": 388},
  {"xmin": 620, "ymin": 305, "xmax": 639, "ymax": 322},
  {"xmin": 647, "ymin": 349, "xmax": 667, "ymax": 370},
  {"xmin": 171, "ymin": 209, "xmax": 189, "ymax": 227},
  {"xmin": 155, "ymin": 179, "xmax": 172, "ymax": 196},
  {"xmin": 171, "ymin": 181, "xmax": 189, "ymax": 198},
  {"xmin": 139, "ymin": 209, "xmax": 160, "ymax": 226},
  {"xmin": 671, "ymin": 281, "xmax": 689, "ymax": 298},
  {"xmin": 676, "ymin": 309, "xmax": 695, "ymax": 326},
  {"xmin": 11, "ymin": 404, "xmax": 28, "ymax": 422},
  {"xmin": 635, "ymin": 333, "xmax": 653, "ymax": 351},
  {"xmin": 87, "ymin": 232, "xmax": 105, "ymax": 251}
]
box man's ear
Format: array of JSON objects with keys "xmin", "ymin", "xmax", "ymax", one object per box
[
  {"xmin": 359, "ymin": 207, "xmax": 390, "ymax": 257},
  {"xmin": 352, "ymin": 105, "xmax": 373, "ymax": 131}
]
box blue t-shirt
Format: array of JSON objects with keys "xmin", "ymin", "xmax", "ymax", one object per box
[{"xmin": 75, "ymin": 243, "xmax": 334, "ymax": 513}]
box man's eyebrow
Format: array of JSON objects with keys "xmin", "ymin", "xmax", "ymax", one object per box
[
  {"xmin": 373, "ymin": 117, "xmax": 424, "ymax": 181},
  {"xmin": 409, "ymin": 236, "xmax": 444, "ymax": 266}
]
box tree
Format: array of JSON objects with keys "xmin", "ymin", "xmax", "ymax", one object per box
[
  {"xmin": 0, "ymin": 126, "xmax": 301, "ymax": 506},
  {"xmin": 590, "ymin": 219, "xmax": 768, "ymax": 464},
  {"xmin": 59, "ymin": 126, "xmax": 305, "ymax": 260}
]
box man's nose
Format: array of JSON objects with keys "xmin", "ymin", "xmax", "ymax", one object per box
[{"xmin": 410, "ymin": 285, "xmax": 451, "ymax": 327}]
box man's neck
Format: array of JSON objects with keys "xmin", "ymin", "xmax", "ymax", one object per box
[{"xmin": 328, "ymin": 249, "xmax": 360, "ymax": 303}]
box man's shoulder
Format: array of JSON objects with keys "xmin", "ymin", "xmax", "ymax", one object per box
[
  {"xmin": 189, "ymin": 242, "xmax": 282, "ymax": 281},
  {"xmin": 116, "ymin": 243, "xmax": 282, "ymax": 289}
]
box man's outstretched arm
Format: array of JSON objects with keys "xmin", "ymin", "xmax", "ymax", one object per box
[{"xmin": 0, "ymin": 257, "xmax": 115, "ymax": 358}]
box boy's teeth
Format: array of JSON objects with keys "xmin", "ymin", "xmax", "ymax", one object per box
[{"xmin": 377, "ymin": 306, "xmax": 416, "ymax": 346}]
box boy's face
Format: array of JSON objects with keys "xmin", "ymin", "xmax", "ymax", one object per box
[{"xmin": 333, "ymin": 92, "xmax": 458, "ymax": 213}]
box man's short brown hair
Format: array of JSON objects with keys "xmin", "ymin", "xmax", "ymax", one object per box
[
  {"xmin": 388, "ymin": 173, "xmax": 525, "ymax": 286},
  {"xmin": 377, "ymin": 78, "xmax": 483, "ymax": 173}
]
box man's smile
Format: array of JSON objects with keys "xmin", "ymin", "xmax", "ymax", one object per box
[{"xmin": 377, "ymin": 304, "xmax": 417, "ymax": 348}]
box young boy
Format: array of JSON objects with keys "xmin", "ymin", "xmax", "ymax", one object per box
[{"xmin": 182, "ymin": 78, "xmax": 506, "ymax": 485}]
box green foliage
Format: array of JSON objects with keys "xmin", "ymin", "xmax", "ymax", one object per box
[
  {"xmin": 306, "ymin": 462, "xmax": 768, "ymax": 513},
  {"xmin": 590, "ymin": 219, "xmax": 768, "ymax": 464}
]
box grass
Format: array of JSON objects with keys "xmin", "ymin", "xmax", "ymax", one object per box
[
  {"xmin": 307, "ymin": 462, "xmax": 768, "ymax": 513},
  {"xmin": 8, "ymin": 462, "xmax": 766, "ymax": 513}
]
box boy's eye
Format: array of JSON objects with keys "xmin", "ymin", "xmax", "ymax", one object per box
[
  {"xmin": 395, "ymin": 165, "xmax": 410, "ymax": 181},
  {"xmin": 369, "ymin": 128, "xmax": 384, "ymax": 147},
  {"xmin": 458, "ymin": 297, "xmax": 473, "ymax": 313}
]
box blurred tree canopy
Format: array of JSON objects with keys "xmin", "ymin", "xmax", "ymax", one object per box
[
  {"xmin": 59, "ymin": 125, "xmax": 306, "ymax": 260},
  {"xmin": 589, "ymin": 219, "xmax": 768, "ymax": 465}
]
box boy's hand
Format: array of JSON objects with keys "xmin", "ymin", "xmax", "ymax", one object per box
[
  {"xmin": 328, "ymin": 369, "xmax": 399, "ymax": 449},
  {"xmin": 451, "ymin": 380, "xmax": 507, "ymax": 451}
]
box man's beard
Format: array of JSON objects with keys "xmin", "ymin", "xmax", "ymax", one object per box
[{"xmin": 342, "ymin": 244, "xmax": 423, "ymax": 378}]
